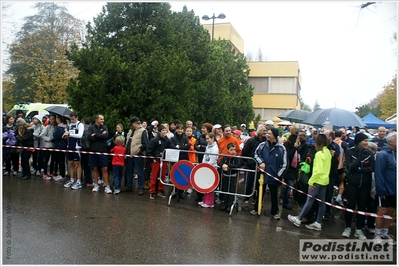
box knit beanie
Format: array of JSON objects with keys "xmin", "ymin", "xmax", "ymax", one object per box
[
  {"xmin": 354, "ymin": 133, "xmax": 368, "ymax": 145},
  {"xmin": 270, "ymin": 127, "xmax": 279, "ymax": 139},
  {"xmin": 16, "ymin": 118, "xmax": 27, "ymax": 127}
]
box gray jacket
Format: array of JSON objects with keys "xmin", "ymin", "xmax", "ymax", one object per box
[{"xmin": 40, "ymin": 124, "xmax": 55, "ymax": 148}]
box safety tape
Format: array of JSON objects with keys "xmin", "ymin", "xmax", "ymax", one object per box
[
  {"xmin": 258, "ymin": 167, "xmax": 396, "ymax": 220},
  {"xmin": 2, "ymin": 145, "xmax": 158, "ymax": 159}
]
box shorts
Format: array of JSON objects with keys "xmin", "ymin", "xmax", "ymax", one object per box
[
  {"xmin": 378, "ymin": 195, "xmax": 396, "ymax": 208},
  {"xmin": 66, "ymin": 149, "xmax": 81, "ymax": 161},
  {"xmin": 337, "ymin": 168, "xmax": 345, "ymax": 176},
  {"xmin": 89, "ymin": 154, "xmax": 109, "ymax": 168}
]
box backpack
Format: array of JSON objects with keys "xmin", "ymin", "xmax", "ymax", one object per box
[
  {"xmin": 5, "ymin": 130, "xmax": 17, "ymax": 146},
  {"xmin": 82, "ymin": 124, "xmax": 90, "ymax": 151}
]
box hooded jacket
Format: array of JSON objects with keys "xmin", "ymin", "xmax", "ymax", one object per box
[
  {"xmin": 375, "ymin": 145, "xmax": 396, "ymax": 196},
  {"xmin": 308, "ymin": 146, "xmax": 332, "ymax": 186},
  {"xmin": 40, "ymin": 124, "xmax": 55, "ymax": 148}
]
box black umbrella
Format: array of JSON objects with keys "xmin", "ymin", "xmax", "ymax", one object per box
[
  {"xmin": 303, "ymin": 108, "xmax": 367, "ymax": 128},
  {"xmin": 277, "ymin": 109, "xmax": 311, "ymax": 123},
  {"xmin": 45, "ymin": 106, "xmax": 73, "ymax": 118}
]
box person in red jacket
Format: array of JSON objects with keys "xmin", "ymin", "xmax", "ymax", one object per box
[{"xmin": 110, "ymin": 136, "xmax": 126, "ymax": 194}]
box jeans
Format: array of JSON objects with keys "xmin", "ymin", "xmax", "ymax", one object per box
[
  {"xmin": 125, "ymin": 157, "xmax": 145, "ymax": 189},
  {"xmin": 283, "ymin": 179, "xmax": 294, "ymax": 206},
  {"xmin": 298, "ymin": 183, "xmax": 327, "ymax": 224},
  {"xmin": 21, "ymin": 150, "xmax": 32, "ymax": 175},
  {"xmin": 112, "ymin": 165, "xmax": 124, "ymax": 190}
]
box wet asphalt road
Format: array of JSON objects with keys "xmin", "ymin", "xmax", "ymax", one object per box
[{"xmin": 2, "ymin": 173, "xmax": 397, "ymax": 265}]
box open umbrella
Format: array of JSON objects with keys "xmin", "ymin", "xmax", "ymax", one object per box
[
  {"xmin": 303, "ymin": 108, "xmax": 367, "ymax": 128},
  {"xmin": 278, "ymin": 121, "xmax": 292, "ymax": 126},
  {"xmin": 277, "ymin": 109, "xmax": 311, "ymax": 123},
  {"xmin": 45, "ymin": 106, "xmax": 73, "ymax": 118}
]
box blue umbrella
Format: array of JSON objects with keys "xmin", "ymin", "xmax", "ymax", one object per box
[
  {"xmin": 277, "ymin": 109, "xmax": 311, "ymax": 123},
  {"xmin": 303, "ymin": 108, "xmax": 367, "ymax": 128}
]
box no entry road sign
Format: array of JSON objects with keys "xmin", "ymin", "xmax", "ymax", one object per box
[{"xmin": 190, "ymin": 163, "xmax": 220, "ymax": 194}]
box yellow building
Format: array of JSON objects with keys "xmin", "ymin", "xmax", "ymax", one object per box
[{"xmin": 203, "ymin": 23, "xmax": 302, "ymax": 125}]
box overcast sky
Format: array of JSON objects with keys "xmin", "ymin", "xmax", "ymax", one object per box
[{"xmin": 2, "ymin": 1, "xmax": 397, "ymax": 113}]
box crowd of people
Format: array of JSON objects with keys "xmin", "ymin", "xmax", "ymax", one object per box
[{"xmin": 2, "ymin": 110, "xmax": 397, "ymax": 244}]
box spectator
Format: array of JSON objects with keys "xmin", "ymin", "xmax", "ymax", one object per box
[
  {"xmin": 341, "ymin": 133, "xmax": 375, "ymax": 240},
  {"xmin": 63, "ymin": 112, "xmax": 85, "ymax": 190},
  {"xmin": 52, "ymin": 115, "xmax": 68, "ymax": 181},
  {"xmin": 40, "ymin": 115, "xmax": 57, "ymax": 180},
  {"xmin": 241, "ymin": 124, "xmax": 267, "ymax": 208},
  {"xmin": 88, "ymin": 114, "xmax": 111, "ymax": 194},
  {"xmin": 15, "ymin": 118, "xmax": 34, "ymax": 180},
  {"xmin": 372, "ymin": 126, "xmax": 388, "ymax": 151},
  {"xmin": 288, "ymin": 133, "xmax": 332, "ymax": 231},
  {"xmin": 111, "ymin": 136, "xmax": 126, "ymax": 195},
  {"xmin": 194, "ymin": 122, "xmax": 213, "ymax": 202},
  {"xmin": 373, "ymin": 132, "xmax": 397, "ymax": 244},
  {"xmin": 31, "ymin": 115, "xmax": 43, "ymax": 176},
  {"xmin": 199, "ymin": 132, "xmax": 219, "ymax": 208},
  {"xmin": 218, "ymin": 143, "xmax": 242, "ymax": 213},
  {"xmin": 124, "ymin": 116, "xmax": 149, "ymax": 195},
  {"xmin": 240, "ymin": 124, "xmax": 249, "ymax": 137},
  {"xmin": 252, "ymin": 127, "xmax": 287, "ymax": 219},
  {"xmin": 282, "ymin": 134, "xmax": 299, "ymax": 210},
  {"xmin": 146, "ymin": 125, "xmax": 170, "ymax": 199},
  {"xmin": 3, "ymin": 115, "xmax": 19, "ymax": 176}
]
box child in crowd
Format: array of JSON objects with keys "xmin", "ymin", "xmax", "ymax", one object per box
[
  {"xmin": 199, "ymin": 132, "xmax": 219, "ymax": 208},
  {"xmin": 218, "ymin": 143, "xmax": 242, "ymax": 213},
  {"xmin": 110, "ymin": 136, "xmax": 126, "ymax": 194}
]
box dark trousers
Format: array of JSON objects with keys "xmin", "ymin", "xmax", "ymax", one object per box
[
  {"xmin": 221, "ymin": 174, "xmax": 237, "ymax": 208},
  {"xmin": 42, "ymin": 150, "xmax": 56, "ymax": 175},
  {"xmin": 366, "ymin": 196, "xmax": 377, "ymax": 229},
  {"xmin": 345, "ymin": 184, "xmax": 370, "ymax": 229},
  {"xmin": 253, "ymin": 180, "xmax": 279, "ymax": 215},
  {"xmin": 5, "ymin": 151, "xmax": 20, "ymax": 172},
  {"xmin": 81, "ymin": 152, "xmax": 92, "ymax": 184},
  {"xmin": 54, "ymin": 151, "xmax": 66, "ymax": 177},
  {"xmin": 21, "ymin": 150, "xmax": 32, "ymax": 175},
  {"xmin": 324, "ymin": 176, "xmax": 335, "ymax": 217},
  {"xmin": 32, "ymin": 150, "xmax": 39, "ymax": 171}
]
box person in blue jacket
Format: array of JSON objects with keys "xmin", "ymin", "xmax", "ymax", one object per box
[
  {"xmin": 373, "ymin": 132, "xmax": 397, "ymax": 244},
  {"xmin": 252, "ymin": 127, "xmax": 287, "ymax": 220}
]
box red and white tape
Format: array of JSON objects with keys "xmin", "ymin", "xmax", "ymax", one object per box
[
  {"xmin": 258, "ymin": 167, "xmax": 396, "ymax": 220},
  {"xmin": 2, "ymin": 145, "xmax": 158, "ymax": 159}
]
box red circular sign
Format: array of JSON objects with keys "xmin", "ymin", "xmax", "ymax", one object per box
[
  {"xmin": 170, "ymin": 160, "xmax": 194, "ymax": 190},
  {"xmin": 190, "ymin": 163, "xmax": 220, "ymax": 194}
]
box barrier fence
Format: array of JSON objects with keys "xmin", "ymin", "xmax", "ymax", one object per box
[{"xmin": 2, "ymin": 144, "xmax": 396, "ymax": 220}]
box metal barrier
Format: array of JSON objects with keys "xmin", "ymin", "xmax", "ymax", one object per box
[{"xmin": 159, "ymin": 149, "xmax": 258, "ymax": 216}]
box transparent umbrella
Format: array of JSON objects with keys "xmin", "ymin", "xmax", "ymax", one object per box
[{"xmin": 303, "ymin": 108, "xmax": 367, "ymax": 128}]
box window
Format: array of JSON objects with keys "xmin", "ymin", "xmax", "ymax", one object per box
[
  {"xmin": 249, "ymin": 77, "xmax": 269, "ymax": 94},
  {"xmin": 269, "ymin": 77, "xmax": 296, "ymax": 94}
]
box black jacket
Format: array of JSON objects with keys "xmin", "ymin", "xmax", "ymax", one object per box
[
  {"xmin": 16, "ymin": 128, "xmax": 34, "ymax": 148},
  {"xmin": 283, "ymin": 141, "xmax": 299, "ymax": 181},
  {"xmin": 146, "ymin": 134, "xmax": 170, "ymax": 161},
  {"xmin": 194, "ymin": 134, "xmax": 207, "ymax": 162},
  {"xmin": 241, "ymin": 135, "xmax": 265, "ymax": 169},
  {"xmin": 170, "ymin": 133, "xmax": 190, "ymax": 161},
  {"xmin": 87, "ymin": 123, "xmax": 109, "ymax": 153},
  {"xmin": 345, "ymin": 145, "xmax": 375, "ymax": 187}
]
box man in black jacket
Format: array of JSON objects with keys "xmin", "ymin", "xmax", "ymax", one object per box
[
  {"xmin": 146, "ymin": 125, "xmax": 170, "ymax": 199},
  {"xmin": 241, "ymin": 125, "xmax": 267, "ymax": 208},
  {"xmin": 87, "ymin": 114, "xmax": 111, "ymax": 194}
]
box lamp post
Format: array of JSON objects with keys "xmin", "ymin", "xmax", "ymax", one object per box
[{"xmin": 202, "ymin": 13, "xmax": 226, "ymax": 42}]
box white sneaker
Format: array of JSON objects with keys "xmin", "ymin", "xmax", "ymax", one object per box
[
  {"xmin": 71, "ymin": 181, "xmax": 82, "ymax": 190},
  {"xmin": 198, "ymin": 201, "xmax": 204, "ymax": 205},
  {"xmin": 201, "ymin": 203, "xmax": 214, "ymax": 208},
  {"xmin": 105, "ymin": 185, "xmax": 112, "ymax": 194},
  {"xmin": 114, "ymin": 189, "xmax": 121, "ymax": 195},
  {"xmin": 92, "ymin": 184, "xmax": 100, "ymax": 193},
  {"xmin": 354, "ymin": 229, "xmax": 367, "ymax": 240},
  {"xmin": 54, "ymin": 175, "xmax": 65, "ymax": 182},
  {"xmin": 288, "ymin": 215, "xmax": 301, "ymax": 227},
  {"xmin": 342, "ymin": 227, "xmax": 351, "ymax": 238},
  {"xmin": 64, "ymin": 179, "xmax": 75, "ymax": 188},
  {"xmin": 187, "ymin": 188, "xmax": 193, "ymax": 194},
  {"xmin": 12, "ymin": 171, "xmax": 17, "ymax": 176},
  {"xmin": 305, "ymin": 221, "xmax": 322, "ymax": 231}
]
